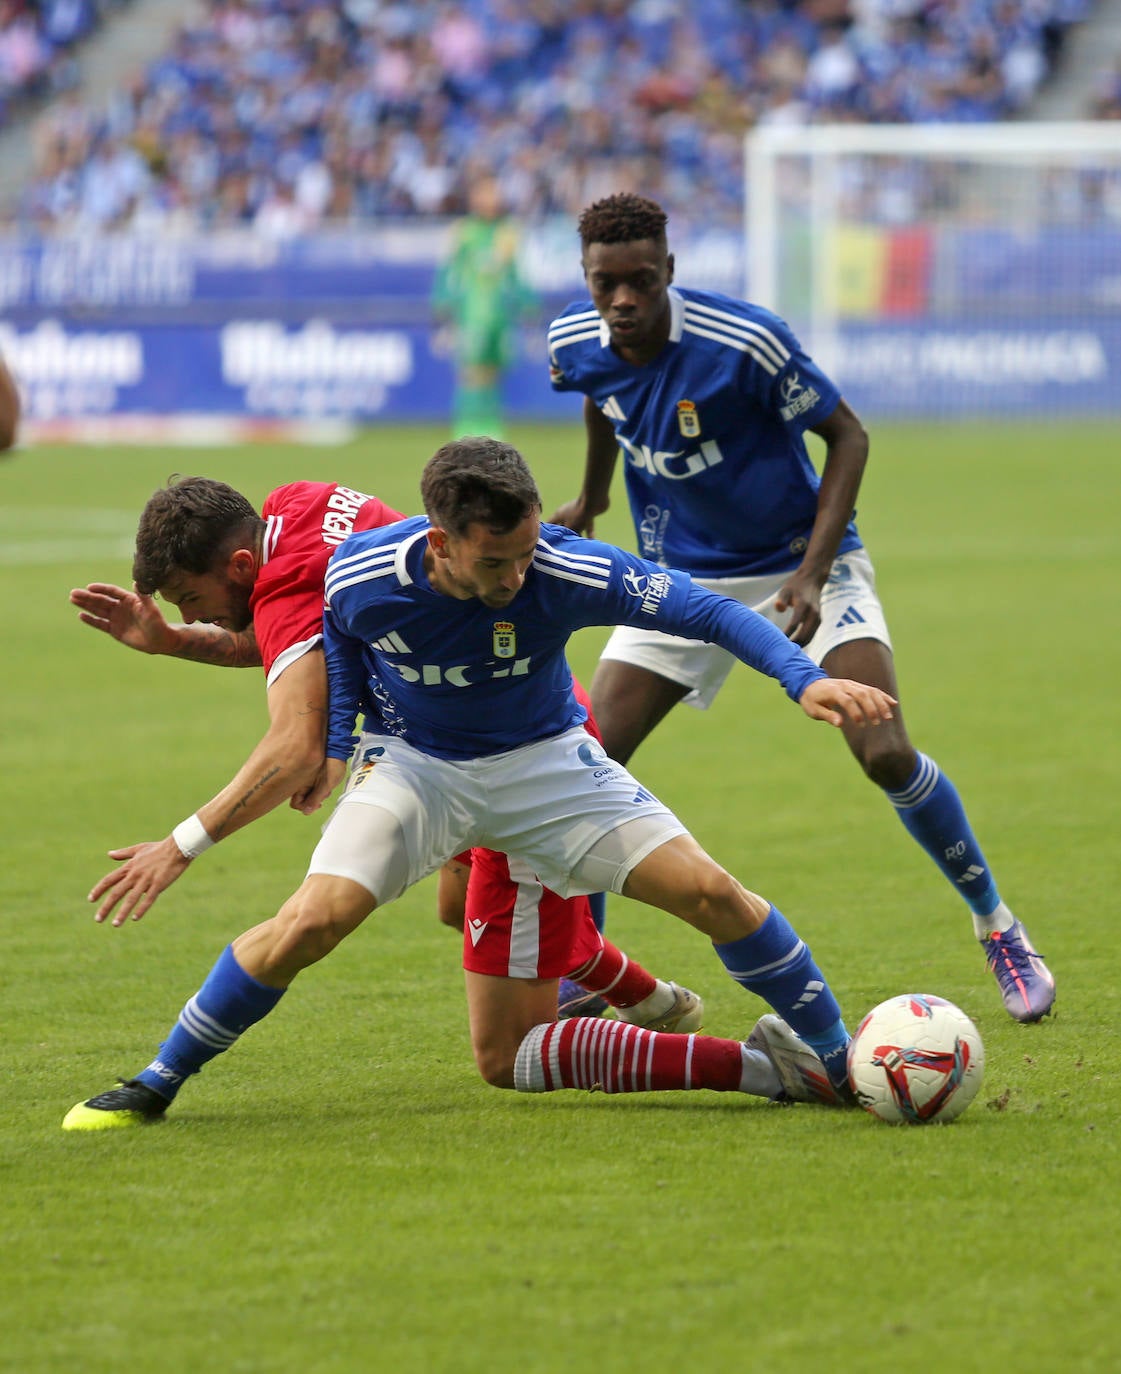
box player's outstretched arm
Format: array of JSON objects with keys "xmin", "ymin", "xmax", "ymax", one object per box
[
  {"xmin": 88, "ymin": 649, "xmax": 330, "ymax": 926},
  {"xmin": 550, "ymin": 397, "xmax": 620, "ymax": 535},
  {"xmin": 799, "ymin": 677, "xmax": 896, "ymax": 729},
  {"xmin": 70, "ymin": 582, "xmax": 262, "ymax": 666}
]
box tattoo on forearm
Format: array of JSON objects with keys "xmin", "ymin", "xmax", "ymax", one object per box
[
  {"xmin": 172, "ymin": 627, "xmax": 260, "ymax": 668},
  {"xmin": 212, "ymin": 766, "xmax": 284, "ymax": 838}
]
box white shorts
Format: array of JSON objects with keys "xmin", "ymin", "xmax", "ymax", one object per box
[
  {"xmin": 600, "ymin": 548, "xmax": 891, "ymax": 710},
  {"xmin": 307, "ymin": 727, "xmax": 686, "ymax": 907}
]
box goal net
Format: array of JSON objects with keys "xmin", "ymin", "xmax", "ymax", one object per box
[{"xmin": 745, "ymin": 123, "xmax": 1121, "ymax": 418}]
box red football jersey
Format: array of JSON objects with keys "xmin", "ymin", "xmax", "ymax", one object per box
[{"xmin": 251, "ymin": 481, "xmax": 403, "ymax": 683}]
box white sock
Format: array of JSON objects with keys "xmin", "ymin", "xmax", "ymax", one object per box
[
  {"xmin": 739, "ymin": 1046, "xmax": 782, "ymax": 1099},
  {"xmin": 974, "ymin": 900, "xmax": 1015, "ymax": 941},
  {"xmin": 616, "ymin": 979, "xmax": 675, "ymax": 1025}
]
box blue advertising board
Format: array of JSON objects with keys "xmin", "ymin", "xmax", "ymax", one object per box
[{"xmin": 1, "ymin": 224, "xmax": 1117, "ymax": 424}]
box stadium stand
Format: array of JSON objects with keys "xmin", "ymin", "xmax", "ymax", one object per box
[
  {"xmin": 0, "ymin": 0, "xmax": 134, "ymax": 128},
  {"xmin": 5, "ymin": 0, "xmax": 1101, "ymax": 233}
]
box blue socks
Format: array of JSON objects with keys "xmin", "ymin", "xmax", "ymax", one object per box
[
  {"xmin": 135, "ymin": 944, "xmax": 286, "ymax": 1102},
  {"xmin": 714, "ymin": 906, "xmax": 849, "ymax": 1066},
  {"xmin": 887, "ymin": 754, "xmax": 1000, "ymax": 918},
  {"xmin": 587, "ymin": 891, "xmax": 607, "ymax": 933}
]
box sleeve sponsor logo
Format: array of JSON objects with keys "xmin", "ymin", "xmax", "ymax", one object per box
[
  {"xmin": 778, "ymin": 370, "xmax": 821, "ymax": 421},
  {"xmin": 623, "ymin": 567, "xmax": 672, "ymax": 615}
]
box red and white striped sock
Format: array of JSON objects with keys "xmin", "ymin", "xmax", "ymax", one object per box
[
  {"xmin": 513, "ymin": 1018, "xmax": 745, "ymax": 1094},
  {"xmin": 566, "ymin": 938, "xmax": 657, "ymax": 1008}
]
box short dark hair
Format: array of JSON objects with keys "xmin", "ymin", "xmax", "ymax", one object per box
[
  {"xmin": 420, "ymin": 437, "xmax": 541, "ymax": 538},
  {"xmin": 133, "ymin": 476, "xmax": 262, "ymax": 594},
  {"xmin": 578, "ymin": 193, "xmax": 668, "ymax": 251}
]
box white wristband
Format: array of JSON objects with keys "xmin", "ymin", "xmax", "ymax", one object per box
[{"xmin": 172, "ymin": 813, "xmax": 215, "ymax": 860}]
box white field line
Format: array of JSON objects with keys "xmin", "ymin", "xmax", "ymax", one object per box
[{"xmin": 0, "ymin": 509, "xmax": 136, "ymax": 565}]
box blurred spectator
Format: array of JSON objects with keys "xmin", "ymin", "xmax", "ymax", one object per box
[
  {"xmin": 0, "ymin": 0, "xmax": 117, "ymax": 128},
  {"xmin": 1089, "ymin": 53, "xmax": 1121, "ymax": 118},
  {"xmin": 8, "ymin": 0, "xmax": 1099, "ymax": 234}
]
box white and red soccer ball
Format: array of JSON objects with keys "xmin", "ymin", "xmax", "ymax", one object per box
[{"xmin": 847, "ymin": 994, "xmax": 985, "ymax": 1124}]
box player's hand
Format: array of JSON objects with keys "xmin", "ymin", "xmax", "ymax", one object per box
[
  {"xmin": 70, "ymin": 582, "xmax": 177, "ymax": 655},
  {"xmin": 799, "ymin": 678, "xmax": 896, "ymax": 728},
  {"xmin": 88, "ymin": 837, "xmax": 193, "ymax": 926},
  {"xmin": 290, "ymin": 756, "xmax": 348, "ymax": 815},
  {"xmin": 550, "ymin": 495, "xmax": 600, "ymax": 537},
  {"xmin": 774, "ymin": 571, "xmax": 824, "ymax": 646}
]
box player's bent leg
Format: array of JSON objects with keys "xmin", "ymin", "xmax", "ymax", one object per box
[
  {"xmin": 619, "ymin": 832, "xmax": 769, "ymax": 942},
  {"xmin": 588, "ymin": 659, "xmax": 689, "ymax": 766},
  {"xmin": 510, "ymin": 1014, "xmax": 841, "ymax": 1103},
  {"xmin": 465, "ymin": 971, "xmax": 560, "ymax": 1087},
  {"xmin": 609, "ymin": 832, "xmax": 854, "ymax": 1099},
  {"xmin": 566, "ymin": 931, "xmax": 705, "ymax": 1033},
  {"xmin": 823, "ymin": 640, "xmax": 1056, "ymax": 1021},
  {"xmin": 62, "ymin": 941, "xmax": 290, "ymax": 1130},
  {"xmin": 233, "ymin": 874, "xmax": 377, "ymax": 987},
  {"xmin": 822, "ymin": 638, "xmax": 915, "ymax": 789},
  {"xmin": 65, "ymin": 859, "xmax": 389, "ymax": 1130},
  {"xmin": 513, "ymin": 1019, "xmax": 754, "ymax": 1096}
]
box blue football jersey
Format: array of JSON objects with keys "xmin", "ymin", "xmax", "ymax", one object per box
[
  {"xmin": 323, "ymin": 517, "xmax": 827, "ymax": 760},
  {"xmin": 548, "ymin": 286, "xmax": 864, "ymax": 577}
]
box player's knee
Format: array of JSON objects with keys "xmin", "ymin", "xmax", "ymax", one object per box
[
  {"xmin": 273, "ymin": 881, "xmax": 373, "ymax": 967},
  {"xmin": 699, "ymin": 865, "xmax": 744, "ymax": 919},
  {"xmin": 472, "ymin": 1042, "xmax": 517, "ymax": 1089},
  {"xmin": 272, "ymin": 904, "xmax": 343, "ymax": 966},
  {"xmin": 856, "ymin": 736, "xmax": 916, "ymax": 791},
  {"xmin": 685, "ymin": 861, "xmax": 767, "ymax": 938}
]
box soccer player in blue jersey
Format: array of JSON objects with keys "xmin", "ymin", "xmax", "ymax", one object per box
[
  {"xmin": 548, "ymin": 192, "xmax": 1054, "ymax": 1024},
  {"xmin": 63, "ymin": 437, "xmax": 898, "ymax": 1129}
]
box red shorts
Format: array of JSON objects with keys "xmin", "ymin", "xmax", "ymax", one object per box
[
  {"xmin": 461, "ymin": 847, "xmax": 604, "ymax": 979},
  {"xmin": 460, "ymin": 678, "xmax": 605, "ymax": 979}
]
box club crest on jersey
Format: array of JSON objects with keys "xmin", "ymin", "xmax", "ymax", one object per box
[
  {"xmin": 492, "ymin": 620, "xmax": 517, "ymax": 658},
  {"xmin": 676, "ymin": 399, "xmax": 701, "ymax": 438}
]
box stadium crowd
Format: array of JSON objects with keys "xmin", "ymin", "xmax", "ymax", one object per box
[
  {"xmin": 0, "ymin": 0, "xmax": 127, "ymax": 126},
  {"xmin": 9, "ymin": 0, "xmax": 1099, "ymax": 233}
]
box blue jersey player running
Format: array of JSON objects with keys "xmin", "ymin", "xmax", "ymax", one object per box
[
  {"xmin": 549, "ymin": 192, "xmax": 1054, "ymax": 1024},
  {"xmin": 63, "ymin": 437, "xmax": 898, "ymax": 1128}
]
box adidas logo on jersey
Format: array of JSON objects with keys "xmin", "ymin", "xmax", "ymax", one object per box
[{"xmin": 371, "ymin": 630, "xmax": 411, "ymax": 653}]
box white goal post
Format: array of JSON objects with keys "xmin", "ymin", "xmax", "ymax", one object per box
[{"xmin": 745, "ymin": 122, "xmax": 1121, "ymax": 417}]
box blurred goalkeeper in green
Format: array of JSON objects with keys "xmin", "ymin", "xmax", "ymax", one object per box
[{"xmin": 432, "ymin": 174, "xmax": 537, "ymax": 438}]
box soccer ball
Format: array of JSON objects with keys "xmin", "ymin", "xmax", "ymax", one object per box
[{"xmin": 847, "ymin": 994, "xmax": 985, "ymax": 1125}]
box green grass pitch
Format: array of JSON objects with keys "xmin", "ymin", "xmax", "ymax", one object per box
[{"xmin": 1, "ymin": 421, "xmax": 1118, "ymax": 1373}]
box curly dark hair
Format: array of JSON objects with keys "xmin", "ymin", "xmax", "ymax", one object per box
[
  {"xmin": 578, "ymin": 193, "xmax": 668, "ymax": 250},
  {"xmin": 133, "ymin": 476, "xmax": 263, "ymax": 594},
  {"xmin": 420, "ymin": 436, "xmax": 541, "ymax": 538}
]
